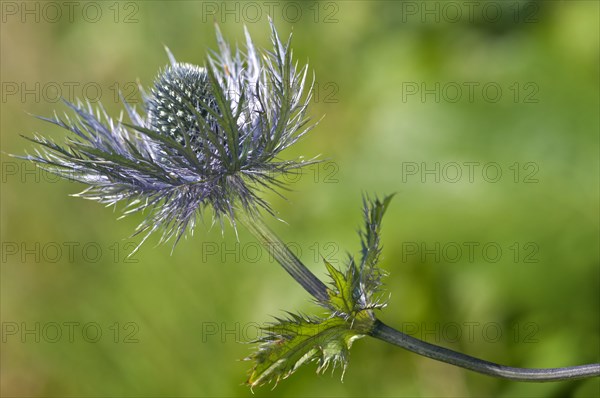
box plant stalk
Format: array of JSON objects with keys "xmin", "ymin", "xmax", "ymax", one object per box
[
  {"xmin": 370, "ymin": 319, "xmax": 600, "ymax": 381},
  {"xmin": 238, "ymin": 212, "xmax": 329, "ymax": 303}
]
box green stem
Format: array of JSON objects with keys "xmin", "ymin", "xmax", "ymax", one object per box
[
  {"xmin": 370, "ymin": 319, "xmax": 600, "ymax": 382},
  {"xmin": 238, "ymin": 212, "xmax": 329, "ymax": 303}
]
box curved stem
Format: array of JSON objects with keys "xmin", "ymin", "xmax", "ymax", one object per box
[
  {"xmin": 370, "ymin": 319, "xmax": 600, "ymax": 382},
  {"xmin": 238, "ymin": 213, "xmax": 329, "ymax": 303}
]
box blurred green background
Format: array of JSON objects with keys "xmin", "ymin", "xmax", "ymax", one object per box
[{"xmin": 1, "ymin": 1, "xmax": 599, "ymax": 397}]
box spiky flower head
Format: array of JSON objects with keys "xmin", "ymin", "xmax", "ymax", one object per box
[
  {"xmin": 21, "ymin": 21, "xmax": 317, "ymax": 250},
  {"xmin": 145, "ymin": 62, "xmax": 219, "ymax": 149}
]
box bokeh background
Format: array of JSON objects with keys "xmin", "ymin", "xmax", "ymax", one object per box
[{"xmin": 1, "ymin": 1, "xmax": 599, "ymax": 397}]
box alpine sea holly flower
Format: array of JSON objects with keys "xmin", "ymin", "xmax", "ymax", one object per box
[{"xmin": 21, "ymin": 20, "xmax": 317, "ymax": 251}]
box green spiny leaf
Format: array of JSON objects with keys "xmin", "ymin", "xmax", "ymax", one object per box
[
  {"xmin": 245, "ymin": 194, "xmax": 394, "ymax": 389},
  {"xmin": 356, "ymin": 194, "xmax": 395, "ymax": 309},
  {"xmin": 246, "ymin": 313, "xmax": 372, "ymax": 389},
  {"xmin": 324, "ymin": 260, "xmax": 357, "ymax": 316}
]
